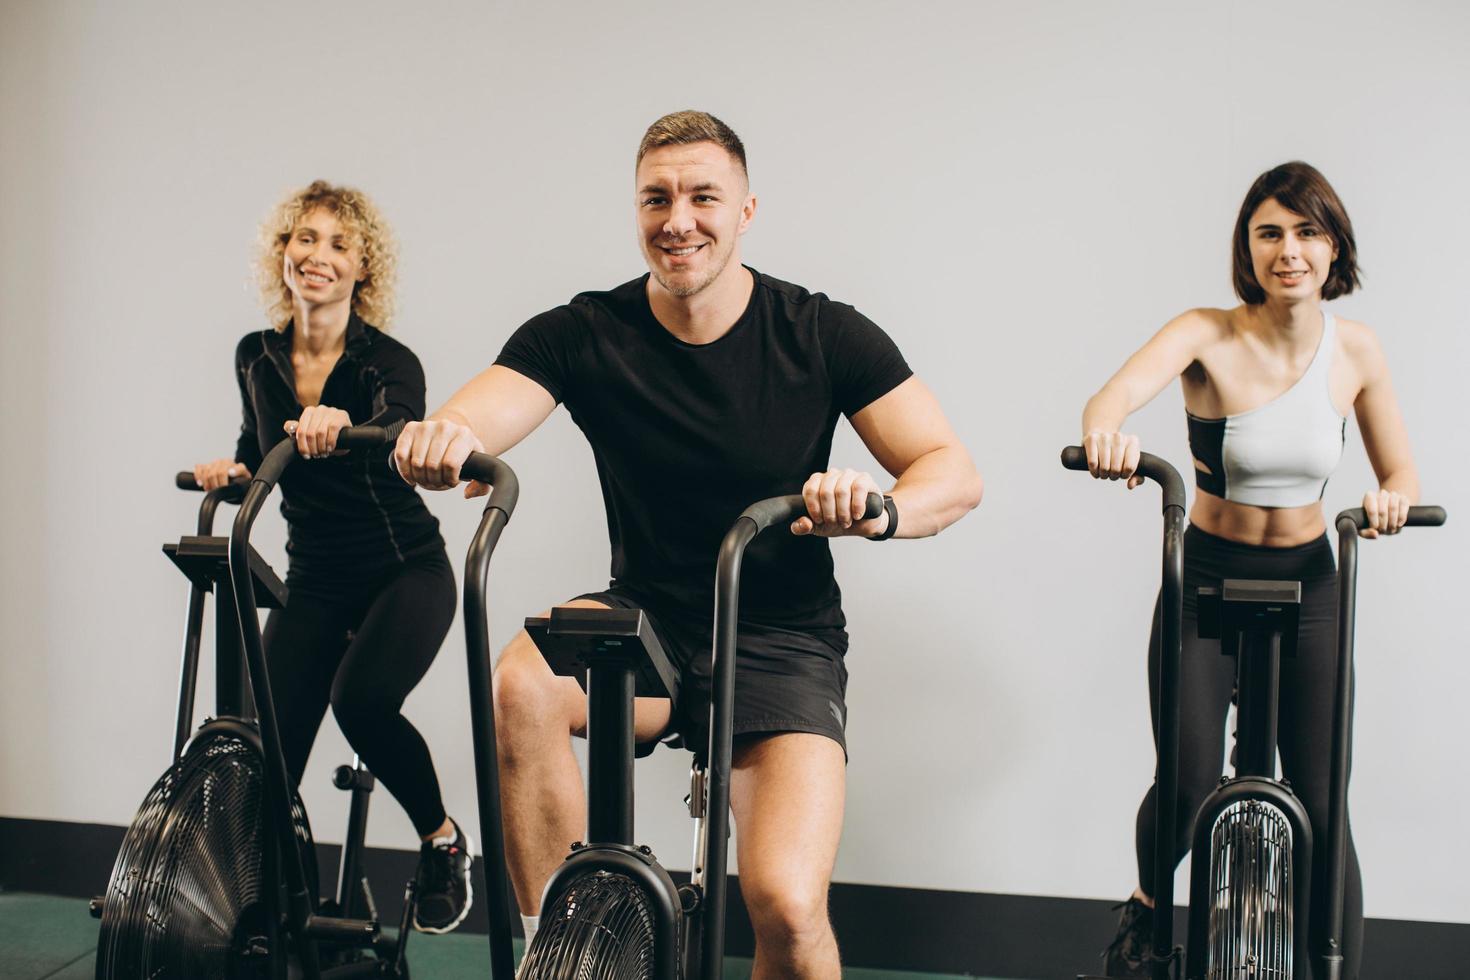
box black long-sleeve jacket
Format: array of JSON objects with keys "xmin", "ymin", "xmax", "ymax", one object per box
[{"xmin": 234, "ymin": 315, "xmax": 444, "ymax": 582}]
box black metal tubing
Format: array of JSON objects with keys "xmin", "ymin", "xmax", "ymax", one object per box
[
  {"xmin": 539, "ymin": 843, "xmax": 681, "ymax": 980},
  {"xmin": 458, "ymin": 450, "xmax": 520, "ymax": 980},
  {"xmin": 586, "ymin": 665, "xmax": 637, "ymax": 844},
  {"xmin": 215, "ymin": 579, "xmax": 252, "ymax": 720},
  {"xmin": 335, "ymin": 759, "xmax": 374, "ymax": 919},
  {"xmin": 224, "ymin": 426, "xmax": 408, "ymax": 980},
  {"xmin": 171, "ymin": 479, "xmax": 248, "ymax": 760},
  {"xmin": 1233, "ymin": 630, "xmax": 1282, "ymax": 779},
  {"xmin": 1322, "ymin": 504, "xmax": 1446, "ymax": 979},
  {"xmin": 229, "ymin": 438, "xmax": 323, "ymax": 979},
  {"xmin": 1184, "ymin": 776, "xmax": 1313, "ymax": 979},
  {"xmin": 1061, "ymin": 446, "xmax": 1185, "ymax": 980},
  {"xmin": 697, "ymin": 491, "xmax": 882, "ymax": 980},
  {"xmin": 173, "ymin": 585, "xmax": 207, "ymax": 760}
]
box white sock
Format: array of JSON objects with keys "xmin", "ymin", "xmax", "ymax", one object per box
[{"xmin": 521, "ymin": 913, "xmax": 539, "ymax": 947}]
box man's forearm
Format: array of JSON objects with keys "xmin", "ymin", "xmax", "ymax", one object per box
[{"xmin": 887, "ymin": 445, "xmax": 983, "ymax": 538}]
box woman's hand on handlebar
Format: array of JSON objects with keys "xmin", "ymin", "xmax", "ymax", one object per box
[
  {"xmin": 393, "ymin": 418, "xmax": 490, "ymax": 497},
  {"xmin": 1083, "ymin": 430, "xmax": 1144, "ymax": 489},
  {"xmin": 284, "ymin": 406, "xmax": 352, "ymax": 459},
  {"xmin": 193, "ymin": 458, "xmax": 252, "ymax": 491},
  {"xmin": 1360, "ymin": 488, "xmax": 1411, "ymax": 539},
  {"xmin": 792, "ymin": 468, "xmax": 887, "ymax": 537}
]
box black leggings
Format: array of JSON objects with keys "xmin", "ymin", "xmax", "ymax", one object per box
[
  {"xmin": 263, "ymin": 550, "xmax": 457, "ymax": 839},
  {"xmin": 1137, "ymin": 525, "xmax": 1362, "ymax": 980}
]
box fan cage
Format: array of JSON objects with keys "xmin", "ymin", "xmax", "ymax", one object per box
[
  {"xmin": 96, "ymin": 730, "xmax": 318, "ymax": 980},
  {"xmin": 518, "ymin": 870, "xmax": 659, "ymax": 980},
  {"xmin": 1205, "ymin": 798, "xmax": 1293, "ymax": 980}
]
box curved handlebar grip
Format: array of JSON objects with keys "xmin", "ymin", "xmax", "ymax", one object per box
[
  {"xmin": 739, "ymin": 491, "xmax": 884, "ymax": 533},
  {"xmin": 1060, "ymin": 445, "xmax": 1186, "ymax": 512},
  {"xmin": 175, "ymin": 471, "xmax": 249, "ymax": 502},
  {"xmin": 335, "ymin": 420, "xmax": 406, "ymax": 450},
  {"xmin": 255, "ymin": 424, "xmax": 411, "ymax": 492},
  {"xmin": 1058, "ymin": 446, "xmax": 1089, "ymax": 472},
  {"xmin": 175, "ymin": 471, "xmax": 248, "ymax": 491},
  {"xmin": 460, "ymin": 451, "xmax": 521, "ymax": 520},
  {"xmin": 1335, "ymin": 505, "xmax": 1447, "ymax": 531}
]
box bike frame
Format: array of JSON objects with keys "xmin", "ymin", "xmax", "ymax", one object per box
[
  {"xmin": 223, "ymin": 425, "xmax": 433, "ymax": 979},
  {"xmin": 474, "ymin": 491, "xmax": 878, "ymax": 980},
  {"xmin": 1320, "ymin": 505, "xmax": 1445, "ymax": 979},
  {"xmin": 457, "ymin": 450, "xmax": 523, "ymax": 980},
  {"xmin": 1062, "ymin": 446, "xmax": 1184, "ymax": 980},
  {"xmin": 1065, "ymin": 446, "xmax": 1446, "ymax": 980}
]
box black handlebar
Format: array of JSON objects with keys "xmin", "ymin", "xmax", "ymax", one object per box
[
  {"xmin": 460, "ymin": 451, "xmax": 522, "ymax": 520},
  {"xmin": 175, "ymin": 472, "xmax": 248, "ymax": 494},
  {"xmin": 1061, "ymin": 443, "xmax": 1185, "ymax": 980},
  {"xmin": 1335, "ymin": 506, "xmax": 1447, "ymax": 531},
  {"xmin": 178, "ymin": 423, "xmax": 407, "ymax": 494},
  {"xmin": 697, "ymin": 486, "xmax": 883, "ymax": 978},
  {"xmin": 334, "ymin": 419, "xmax": 406, "ymax": 450},
  {"xmin": 1060, "ymin": 445, "xmax": 1186, "ymax": 513},
  {"xmin": 739, "ymin": 491, "xmax": 884, "ymax": 532}
]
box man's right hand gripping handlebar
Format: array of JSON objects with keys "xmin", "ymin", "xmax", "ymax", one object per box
[{"xmin": 393, "ymin": 417, "xmax": 492, "ymax": 497}]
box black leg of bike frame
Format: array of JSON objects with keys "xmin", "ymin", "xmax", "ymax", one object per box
[
  {"xmin": 216, "ymin": 582, "xmax": 251, "ymax": 720},
  {"xmin": 700, "ymin": 517, "xmax": 757, "ymax": 980},
  {"xmin": 464, "ymin": 502, "xmax": 518, "ymax": 980},
  {"xmin": 335, "ymin": 759, "xmax": 374, "ymax": 919},
  {"xmin": 1322, "ymin": 517, "xmax": 1359, "ymax": 980},
  {"xmin": 175, "ymin": 486, "xmax": 236, "ymax": 759},
  {"xmin": 1234, "ymin": 630, "xmax": 1282, "ymax": 779},
  {"xmin": 174, "ymin": 583, "xmax": 207, "ymax": 760},
  {"xmin": 586, "ymin": 665, "xmax": 636, "ymax": 844},
  {"xmin": 231, "ymin": 467, "xmax": 322, "ymax": 980},
  {"xmin": 1151, "ymin": 503, "xmax": 1184, "ymax": 980}
]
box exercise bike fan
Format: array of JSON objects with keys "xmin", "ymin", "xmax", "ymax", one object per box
[
  {"xmin": 1205, "ymin": 799, "xmax": 1294, "ymax": 980},
  {"xmin": 518, "ymin": 870, "xmax": 657, "ymax": 979},
  {"xmin": 96, "ymin": 729, "xmax": 319, "ymax": 979}
]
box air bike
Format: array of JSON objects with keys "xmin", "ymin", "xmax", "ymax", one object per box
[
  {"xmin": 467, "ymin": 491, "xmax": 884, "ymax": 979},
  {"xmin": 1062, "ymin": 446, "xmax": 1445, "ymax": 980},
  {"xmin": 93, "ymin": 424, "xmax": 519, "ymax": 980}
]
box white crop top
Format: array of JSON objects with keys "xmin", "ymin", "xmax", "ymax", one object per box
[{"xmin": 1186, "ymin": 311, "xmax": 1347, "ymax": 508}]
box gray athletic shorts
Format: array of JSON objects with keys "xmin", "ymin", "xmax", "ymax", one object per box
[{"xmin": 572, "ymin": 585, "xmax": 851, "ymax": 760}]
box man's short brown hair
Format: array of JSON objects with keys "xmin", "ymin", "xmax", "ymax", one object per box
[
  {"xmin": 636, "ymin": 110, "xmax": 747, "ymax": 177},
  {"xmin": 1232, "ymin": 161, "xmax": 1360, "ymax": 304}
]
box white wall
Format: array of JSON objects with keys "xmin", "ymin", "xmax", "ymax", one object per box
[{"xmin": 2, "ymin": 0, "xmax": 1466, "ymax": 925}]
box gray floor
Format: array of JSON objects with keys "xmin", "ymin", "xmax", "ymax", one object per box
[{"xmin": 3, "ymin": 890, "xmax": 1004, "ymax": 979}]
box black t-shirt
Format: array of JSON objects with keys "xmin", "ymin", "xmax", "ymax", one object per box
[
  {"xmin": 495, "ymin": 268, "xmax": 912, "ymax": 631},
  {"xmin": 234, "ymin": 315, "xmax": 444, "ymax": 582}
]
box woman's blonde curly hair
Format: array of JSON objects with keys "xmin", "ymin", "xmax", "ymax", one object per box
[{"xmin": 256, "ymin": 180, "xmax": 398, "ymax": 331}]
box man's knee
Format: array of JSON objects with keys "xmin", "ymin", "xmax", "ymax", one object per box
[
  {"xmin": 741, "ymin": 874, "xmax": 832, "ymax": 946},
  {"xmin": 492, "ymin": 635, "xmax": 576, "ymax": 742}
]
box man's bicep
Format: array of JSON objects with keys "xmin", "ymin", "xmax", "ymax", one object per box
[
  {"xmin": 436, "ymin": 364, "xmax": 558, "ymax": 457},
  {"xmin": 847, "ymin": 377, "xmax": 960, "ymax": 478}
]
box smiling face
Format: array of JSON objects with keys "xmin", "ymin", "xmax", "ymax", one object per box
[
  {"xmin": 635, "ymin": 141, "xmax": 755, "ymax": 299},
  {"xmin": 1246, "ymin": 197, "xmax": 1338, "ymax": 303},
  {"xmin": 282, "ymin": 208, "xmax": 365, "ymax": 309}
]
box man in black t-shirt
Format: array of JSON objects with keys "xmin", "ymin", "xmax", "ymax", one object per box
[{"xmin": 395, "ymin": 111, "xmax": 982, "ymax": 978}]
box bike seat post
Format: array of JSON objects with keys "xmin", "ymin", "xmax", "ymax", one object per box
[
  {"xmin": 586, "ymin": 660, "xmax": 637, "ymax": 845},
  {"xmin": 1217, "ymin": 579, "xmax": 1301, "ymax": 779},
  {"xmin": 1234, "ymin": 627, "xmax": 1283, "ymax": 778}
]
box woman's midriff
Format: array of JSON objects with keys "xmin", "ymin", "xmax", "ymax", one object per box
[{"xmin": 1189, "ymin": 487, "xmax": 1327, "ymax": 548}]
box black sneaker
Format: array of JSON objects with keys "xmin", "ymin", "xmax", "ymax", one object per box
[
  {"xmin": 413, "ymin": 819, "xmax": 474, "ymax": 934},
  {"xmin": 1101, "ymin": 896, "xmax": 1153, "ymax": 978}
]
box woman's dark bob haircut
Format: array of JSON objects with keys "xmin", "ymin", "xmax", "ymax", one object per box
[{"xmin": 1232, "ymin": 161, "xmax": 1361, "ymax": 304}]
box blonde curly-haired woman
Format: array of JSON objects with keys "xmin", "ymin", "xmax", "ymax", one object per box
[{"xmin": 192, "ymin": 180, "xmax": 471, "ymax": 934}]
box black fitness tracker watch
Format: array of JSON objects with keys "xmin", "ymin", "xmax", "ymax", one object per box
[{"xmin": 868, "ymin": 494, "xmax": 898, "ymax": 541}]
